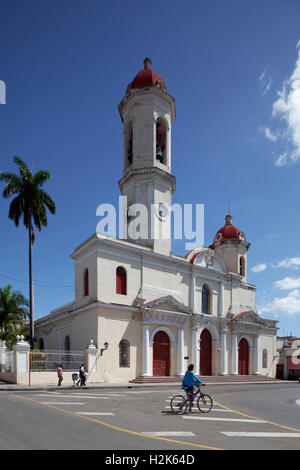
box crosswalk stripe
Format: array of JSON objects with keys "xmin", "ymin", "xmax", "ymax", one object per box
[
  {"xmin": 77, "ymin": 412, "xmax": 115, "ymax": 416},
  {"xmin": 165, "ymin": 405, "xmax": 232, "ymax": 412},
  {"xmin": 220, "ymin": 432, "xmax": 300, "ymax": 438},
  {"xmin": 183, "ymin": 416, "xmax": 264, "ymax": 423},
  {"xmin": 142, "ymin": 432, "xmax": 196, "ymax": 437},
  {"xmin": 35, "ymin": 394, "xmax": 111, "ymax": 399},
  {"xmin": 41, "ymin": 402, "xmax": 85, "ymax": 405}
]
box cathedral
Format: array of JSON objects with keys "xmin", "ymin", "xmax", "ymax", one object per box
[{"xmin": 35, "ymin": 59, "xmax": 278, "ymax": 382}]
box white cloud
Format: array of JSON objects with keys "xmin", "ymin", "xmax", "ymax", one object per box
[
  {"xmin": 251, "ymin": 263, "xmax": 267, "ymax": 273},
  {"xmin": 259, "ymin": 68, "xmax": 273, "ymax": 96},
  {"xmin": 261, "ymin": 289, "xmax": 300, "ymax": 316},
  {"xmin": 274, "ymin": 277, "xmax": 300, "ymax": 290},
  {"xmin": 265, "ymin": 40, "xmax": 300, "ymax": 166},
  {"xmin": 264, "ymin": 127, "xmax": 278, "ymax": 142},
  {"xmin": 273, "ymin": 257, "xmax": 300, "ymax": 270}
]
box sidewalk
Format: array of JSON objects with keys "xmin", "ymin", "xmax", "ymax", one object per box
[{"xmin": 0, "ymin": 376, "xmax": 290, "ymax": 392}]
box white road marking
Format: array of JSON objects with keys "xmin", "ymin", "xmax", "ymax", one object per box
[
  {"xmin": 165, "ymin": 405, "xmax": 232, "ymax": 412},
  {"xmin": 41, "ymin": 402, "xmax": 86, "ymax": 405},
  {"xmin": 295, "ymin": 399, "xmax": 300, "ymax": 406},
  {"xmin": 76, "ymin": 412, "xmax": 115, "ymax": 416},
  {"xmin": 183, "ymin": 416, "xmax": 265, "ymax": 423},
  {"xmin": 65, "ymin": 392, "xmax": 124, "ymax": 396},
  {"xmin": 142, "ymin": 432, "xmax": 196, "ymax": 437},
  {"xmin": 221, "ymin": 432, "xmax": 300, "ymax": 438},
  {"xmin": 38, "ymin": 394, "xmax": 110, "ymax": 399}
]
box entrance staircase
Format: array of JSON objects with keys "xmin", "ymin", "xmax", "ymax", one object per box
[{"xmin": 130, "ymin": 374, "xmax": 282, "ymax": 384}]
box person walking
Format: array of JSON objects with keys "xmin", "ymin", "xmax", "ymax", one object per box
[
  {"xmin": 57, "ymin": 364, "xmax": 63, "ymax": 386},
  {"xmin": 78, "ymin": 363, "xmax": 87, "ymax": 387}
]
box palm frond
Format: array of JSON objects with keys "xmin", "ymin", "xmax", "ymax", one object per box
[
  {"xmin": 13, "ymin": 156, "xmax": 30, "ymax": 178},
  {"xmin": 33, "ymin": 170, "xmax": 50, "ymax": 187}
]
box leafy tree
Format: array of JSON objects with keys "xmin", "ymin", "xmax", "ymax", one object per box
[
  {"xmin": 0, "ymin": 284, "xmax": 29, "ymax": 348},
  {"xmin": 0, "ymin": 157, "xmax": 56, "ymax": 348}
]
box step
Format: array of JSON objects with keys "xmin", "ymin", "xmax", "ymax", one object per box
[{"xmin": 130, "ymin": 375, "xmax": 281, "ymax": 384}]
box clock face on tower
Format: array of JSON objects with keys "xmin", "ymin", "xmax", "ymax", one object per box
[{"xmin": 156, "ymin": 202, "xmax": 169, "ymax": 221}]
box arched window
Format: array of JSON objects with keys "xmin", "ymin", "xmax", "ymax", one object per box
[
  {"xmin": 262, "ymin": 349, "xmax": 268, "ymax": 369},
  {"xmin": 116, "ymin": 267, "xmax": 127, "ymax": 295},
  {"xmin": 124, "ymin": 121, "xmax": 133, "ymax": 169},
  {"xmin": 119, "ymin": 339, "xmax": 130, "ymax": 368},
  {"xmin": 239, "ymin": 256, "xmax": 245, "ymax": 276},
  {"xmin": 64, "ymin": 335, "xmax": 70, "ymax": 352},
  {"xmin": 156, "ymin": 118, "xmax": 167, "ymax": 165},
  {"xmin": 39, "ymin": 338, "xmax": 44, "ymax": 351},
  {"xmin": 202, "ymin": 284, "xmax": 211, "ymax": 315},
  {"xmin": 84, "ymin": 269, "xmax": 89, "ymax": 296}
]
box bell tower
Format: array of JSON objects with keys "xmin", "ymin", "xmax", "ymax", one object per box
[{"xmin": 118, "ymin": 58, "xmax": 176, "ymax": 256}]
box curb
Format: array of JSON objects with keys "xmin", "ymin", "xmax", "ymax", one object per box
[{"xmin": 0, "ymin": 380, "xmax": 293, "ymax": 392}]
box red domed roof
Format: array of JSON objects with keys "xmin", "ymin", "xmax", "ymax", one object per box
[
  {"xmin": 215, "ymin": 215, "xmax": 242, "ymax": 241},
  {"xmin": 132, "ymin": 69, "xmax": 164, "ymax": 88},
  {"xmin": 128, "ymin": 58, "xmax": 167, "ymax": 92}
]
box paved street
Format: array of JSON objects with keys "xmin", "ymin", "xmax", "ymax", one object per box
[{"xmin": 0, "ymin": 383, "xmax": 299, "ymax": 451}]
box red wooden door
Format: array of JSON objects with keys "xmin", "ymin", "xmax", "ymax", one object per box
[
  {"xmin": 276, "ymin": 364, "xmax": 284, "ymax": 380},
  {"xmin": 238, "ymin": 338, "xmax": 249, "ymax": 375},
  {"xmin": 153, "ymin": 331, "xmax": 170, "ymax": 376},
  {"xmin": 200, "ymin": 329, "xmax": 212, "ymax": 376}
]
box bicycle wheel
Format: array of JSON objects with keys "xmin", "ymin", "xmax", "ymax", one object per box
[
  {"xmin": 170, "ymin": 395, "xmax": 188, "ymax": 415},
  {"xmin": 197, "ymin": 393, "xmax": 213, "ymax": 413}
]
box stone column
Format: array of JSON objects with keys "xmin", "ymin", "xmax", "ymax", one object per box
[
  {"xmin": 176, "ymin": 327, "xmax": 185, "ymax": 376},
  {"xmin": 85, "ymin": 340, "xmax": 99, "ymax": 375},
  {"xmin": 14, "ymin": 336, "xmax": 30, "ymax": 385},
  {"xmin": 253, "ymin": 335, "xmax": 260, "ymax": 375},
  {"xmin": 219, "ymin": 281, "xmax": 224, "ymax": 317},
  {"xmin": 0, "ymin": 340, "xmax": 7, "ymax": 373},
  {"xmin": 231, "ymin": 333, "xmax": 238, "ymax": 375},
  {"xmin": 219, "ymin": 329, "xmax": 228, "ymax": 375},
  {"xmin": 141, "ymin": 323, "xmax": 151, "ymax": 376},
  {"xmin": 191, "ymin": 324, "xmax": 199, "ymax": 372},
  {"xmin": 190, "ymin": 275, "xmax": 196, "ymax": 312}
]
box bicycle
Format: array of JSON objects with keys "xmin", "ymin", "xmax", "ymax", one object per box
[{"xmin": 170, "ymin": 385, "xmax": 213, "ymax": 414}]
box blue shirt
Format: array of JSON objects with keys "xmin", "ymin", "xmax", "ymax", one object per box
[{"xmin": 181, "ymin": 370, "xmax": 203, "ymax": 388}]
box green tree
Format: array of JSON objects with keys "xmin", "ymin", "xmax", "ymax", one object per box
[
  {"xmin": 0, "ymin": 284, "xmax": 29, "ymax": 348},
  {"xmin": 0, "ymin": 157, "xmax": 56, "ymax": 348}
]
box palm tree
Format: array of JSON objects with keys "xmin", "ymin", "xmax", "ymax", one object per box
[
  {"xmin": 0, "ymin": 157, "xmax": 56, "ymax": 348},
  {"xmin": 0, "ymin": 284, "xmax": 29, "ymax": 348}
]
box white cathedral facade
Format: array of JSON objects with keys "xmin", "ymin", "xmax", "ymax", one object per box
[{"xmin": 35, "ymin": 58, "xmax": 278, "ymax": 382}]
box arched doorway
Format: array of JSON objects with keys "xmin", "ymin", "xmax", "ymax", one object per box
[
  {"xmin": 200, "ymin": 329, "xmax": 212, "ymax": 376},
  {"xmin": 153, "ymin": 331, "xmax": 170, "ymax": 376},
  {"xmin": 238, "ymin": 338, "xmax": 249, "ymax": 375}
]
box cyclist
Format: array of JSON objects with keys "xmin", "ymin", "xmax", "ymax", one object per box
[{"xmin": 182, "ymin": 364, "xmax": 204, "ymax": 412}]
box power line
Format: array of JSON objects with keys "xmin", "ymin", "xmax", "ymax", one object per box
[{"xmin": 0, "ymin": 271, "xmax": 74, "ymax": 288}]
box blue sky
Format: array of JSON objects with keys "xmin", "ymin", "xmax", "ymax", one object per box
[{"xmin": 0, "ymin": 0, "xmax": 300, "ymax": 336}]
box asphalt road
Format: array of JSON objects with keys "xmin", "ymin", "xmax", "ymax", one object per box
[{"xmin": 0, "ymin": 383, "xmax": 299, "ymax": 452}]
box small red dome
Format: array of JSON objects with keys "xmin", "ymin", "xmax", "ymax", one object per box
[
  {"xmin": 128, "ymin": 58, "xmax": 167, "ymax": 92},
  {"xmin": 217, "ymin": 224, "xmax": 241, "ymax": 240},
  {"xmin": 215, "ymin": 214, "xmax": 243, "ymax": 241}
]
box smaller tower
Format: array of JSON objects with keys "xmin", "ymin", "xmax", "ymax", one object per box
[{"xmin": 211, "ymin": 215, "xmax": 250, "ymax": 281}]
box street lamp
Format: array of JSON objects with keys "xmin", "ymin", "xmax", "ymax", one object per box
[{"xmin": 100, "ymin": 341, "xmax": 109, "ymax": 356}]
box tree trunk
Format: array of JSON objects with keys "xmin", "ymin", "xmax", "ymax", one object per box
[{"xmin": 29, "ymin": 220, "xmax": 34, "ymax": 349}]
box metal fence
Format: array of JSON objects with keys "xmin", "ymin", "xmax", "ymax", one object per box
[
  {"xmin": 30, "ymin": 350, "xmax": 86, "ymax": 372},
  {"xmin": 5, "ymin": 350, "xmax": 14, "ymax": 373}
]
